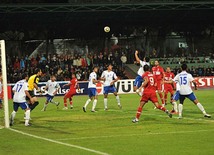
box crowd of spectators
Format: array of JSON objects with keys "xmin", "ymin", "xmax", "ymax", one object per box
[
  {"xmin": 170, "ymin": 65, "xmax": 214, "ymax": 77},
  {"xmin": 160, "ymin": 57, "xmax": 213, "ymax": 65},
  {"xmin": 6, "ymin": 51, "xmax": 128, "ymax": 83},
  {"xmin": 5, "ymin": 48, "xmax": 214, "ymax": 83}
]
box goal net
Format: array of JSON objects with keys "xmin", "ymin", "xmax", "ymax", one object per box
[{"xmin": 0, "ymin": 40, "xmax": 10, "ymax": 128}]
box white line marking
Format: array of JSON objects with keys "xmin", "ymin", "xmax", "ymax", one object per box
[
  {"xmin": 8, "ymin": 128, "xmax": 110, "ymax": 155},
  {"xmin": 143, "ymin": 113, "xmax": 214, "ymax": 123},
  {"xmin": 57, "ymin": 129, "xmax": 214, "ymax": 141},
  {"xmin": 56, "ymin": 113, "xmax": 214, "ymax": 141}
]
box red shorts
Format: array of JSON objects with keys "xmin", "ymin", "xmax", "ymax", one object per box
[
  {"xmin": 64, "ymin": 90, "xmax": 76, "ymax": 98},
  {"xmin": 141, "ymin": 90, "xmax": 158, "ymax": 103},
  {"xmin": 156, "ymin": 81, "xmax": 164, "ymax": 91},
  {"xmin": 164, "ymin": 85, "xmax": 174, "ymax": 95}
]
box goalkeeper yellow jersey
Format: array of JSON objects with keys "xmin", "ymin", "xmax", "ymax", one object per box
[{"xmin": 28, "ymin": 74, "xmax": 39, "ymax": 91}]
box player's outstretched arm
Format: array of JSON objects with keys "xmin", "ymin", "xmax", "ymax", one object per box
[
  {"xmin": 135, "ymin": 50, "xmax": 141, "ymax": 63},
  {"xmin": 93, "ymin": 78, "xmax": 100, "ymax": 84},
  {"xmin": 62, "ymin": 82, "xmax": 71, "ymax": 88},
  {"xmin": 110, "ymin": 77, "xmax": 119, "ymax": 86},
  {"xmin": 33, "ymin": 83, "xmax": 39, "ymax": 91},
  {"xmin": 192, "ymin": 81, "xmax": 197, "ymax": 90}
]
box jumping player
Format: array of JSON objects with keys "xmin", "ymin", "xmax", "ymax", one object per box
[
  {"xmin": 10, "ymin": 73, "xmax": 33, "ymax": 126},
  {"xmin": 152, "ymin": 60, "xmax": 165, "ymax": 106},
  {"xmin": 101, "ymin": 64, "xmax": 122, "ymax": 110},
  {"xmin": 132, "ymin": 65, "xmax": 172, "ymax": 123},
  {"xmin": 134, "ymin": 50, "xmax": 150, "ymax": 96},
  {"xmin": 41, "ymin": 75, "xmax": 60, "ymax": 111},
  {"xmin": 27, "ymin": 68, "xmax": 42, "ymax": 111},
  {"xmin": 164, "ymin": 67, "xmax": 178, "ymax": 113},
  {"xmin": 172, "ymin": 64, "xmax": 211, "ymax": 119},
  {"xmin": 83, "ymin": 67, "xmax": 99, "ymax": 112},
  {"xmin": 62, "ymin": 73, "xmax": 80, "ymax": 110}
]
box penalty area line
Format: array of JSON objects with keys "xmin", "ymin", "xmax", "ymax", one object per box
[
  {"xmin": 57, "ymin": 129, "xmax": 214, "ymax": 141},
  {"xmin": 8, "ymin": 128, "xmax": 110, "ymax": 155}
]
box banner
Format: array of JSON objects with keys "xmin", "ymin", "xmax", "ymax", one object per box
[
  {"xmin": 194, "ymin": 76, "xmax": 214, "ymax": 88},
  {"xmin": 6, "ymin": 77, "xmax": 214, "ymax": 99}
]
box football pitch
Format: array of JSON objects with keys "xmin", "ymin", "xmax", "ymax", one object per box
[{"xmin": 0, "ymin": 90, "xmax": 214, "ymax": 155}]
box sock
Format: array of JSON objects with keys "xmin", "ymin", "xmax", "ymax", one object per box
[
  {"xmin": 50, "ymin": 100, "xmax": 58, "ymax": 105},
  {"xmin": 10, "ymin": 111, "xmax": 16, "ymax": 122},
  {"xmin": 157, "ymin": 105, "xmax": 166, "ymax": 112},
  {"xmin": 92, "ymin": 99, "xmax": 97, "ymax": 111},
  {"xmin": 30, "ymin": 101, "xmax": 39, "ymax": 111},
  {"xmin": 136, "ymin": 107, "xmax": 142, "ymax": 120},
  {"xmin": 69, "ymin": 98, "xmax": 73, "ymax": 106},
  {"xmin": 136, "ymin": 88, "xmax": 143, "ymax": 96},
  {"xmin": 196, "ymin": 103, "xmax": 206, "ymax": 115},
  {"xmin": 104, "ymin": 98, "xmax": 108, "ymax": 109},
  {"xmin": 172, "ymin": 101, "xmax": 178, "ymax": 112},
  {"xmin": 116, "ymin": 96, "xmax": 121, "ymax": 105},
  {"xmin": 25, "ymin": 110, "xmax": 30, "ymax": 125},
  {"xmin": 84, "ymin": 99, "xmax": 91, "ymax": 108},
  {"xmin": 64, "ymin": 98, "xmax": 67, "ymax": 107},
  {"xmin": 159, "ymin": 93, "xmax": 165, "ymax": 105},
  {"xmin": 43, "ymin": 102, "xmax": 48, "ymax": 109},
  {"xmin": 178, "ymin": 104, "xmax": 183, "ymax": 117},
  {"xmin": 164, "ymin": 93, "xmax": 167, "ymax": 104},
  {"xmin": 138, "ymin": 91, "xmax": 142, "ymax": 96}
]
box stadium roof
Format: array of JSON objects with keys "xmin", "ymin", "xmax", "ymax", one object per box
[{"xmin": 0, "ymin": 1, "xmax": 214, "ymax": 39}]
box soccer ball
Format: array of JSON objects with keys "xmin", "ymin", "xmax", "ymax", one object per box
[{"xmin": 104, "ymin": 26, "xmax": 110, "ymax": 33}]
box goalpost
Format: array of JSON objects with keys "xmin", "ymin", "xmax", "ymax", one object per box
[{"xmin": 0, "ymin": 40, "xmax": 10, "ymax": 128}]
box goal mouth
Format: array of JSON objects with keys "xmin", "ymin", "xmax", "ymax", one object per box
[{"xmin": 0, "ymin": 40, "xmax": 10, "ymax": 128}]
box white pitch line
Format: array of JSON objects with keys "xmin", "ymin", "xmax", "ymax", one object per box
[
  {"xmin": 59, "ymin": 129, "xmax": 214, "ymax": 141},
  {"xmin": 143, "ymin": 113, "xmax": 214, "ymax": 123},
  {"xmin": 8, "ymin": 128, "xmax": 110, "ymax": 155},
  {"xmin": 57, "ymin": 129, "xmax": 214, "ymax": 141}
]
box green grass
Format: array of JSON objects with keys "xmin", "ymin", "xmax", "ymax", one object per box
[{"xmin": 0, "ymin": 90, "xmax": 214, "ymax": 155}]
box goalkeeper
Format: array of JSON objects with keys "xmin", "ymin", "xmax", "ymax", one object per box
[{"xmin": 26, "ymin": 68, "xmax": 43, "ymax": 111}]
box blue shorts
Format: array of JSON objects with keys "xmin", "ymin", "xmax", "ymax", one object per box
[
  {"xmin": 179, "ymin": 93, "xmax": 197, "ymax": 104},
  {"xmin": 103, "ymin": 86, "xmax": 117, "ymax": 95},
  {"xmin": 13, "ymin": 102, "xmax": 29, "ymax": 111},
  {"xmin": 0, "ymin": 99, "xmax": 2, "ymax": 104},
  {"xmin": 88, "ymin": 88, "xmax": 97, "ymax": 97},
  {"xmin": 46, "ymin": 94, "xmax": 54, "ymax": 102},
  {"xmin": 134, "ymin": 75, "xmax": 143, "ymax": 88},
  {"xmin": 172, "ymin": 91, "xmax": 180, "ymax": 101}
]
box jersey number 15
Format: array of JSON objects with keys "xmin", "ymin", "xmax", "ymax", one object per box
[{"xmin": 180, "ymin": 76, "xmax": 187, "ymax": 85}]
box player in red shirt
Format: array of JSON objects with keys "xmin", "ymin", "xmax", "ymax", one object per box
[
  {"xmin": 152, "ymin": 60, "xmax": 165, "ymax": 106},
  {"xmin": 132, "ymin": 65, "xmax": 172, "ymax": 123},
  {"xmin": 62, "ymin": 73, "xmax": 80, "ymax": 110},
  {"xmin": 164, "ymin": 67, "xmax": 178, "ymax": 114},
  {"xmin": 164, "ymin": 67, "xmax": 175, "ymax": 104}
]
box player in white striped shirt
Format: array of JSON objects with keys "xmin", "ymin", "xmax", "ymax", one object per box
[
  {"xmin": 101, "ymin": 64, "xmax": 122, "ymax": 110},
  {"xmin": 83, "ymin": 67, "xmax": 99, "ymax": 112},
  {"xmin": 41, "ymin": 75, "xmax": 60, "ymax": 111},
  {"xmin": 172, "ymin": 64, "xmax": 211, "ymax": 119},
  {"xmin": 10, "ymin": 73, "xmax": 34, "ymax": 126},
  {"xmin": 134, "ymin": 50, "xmax": 150, "ymax": 96}
]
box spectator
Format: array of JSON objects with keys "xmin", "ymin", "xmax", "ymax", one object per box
[
  {"xmin": 20, "ymin": 58, "xmax": 25, "ymax": 69},
  {"xmin": 93, "ymin": 54, "xmax": 98, "ymax": 66},
  {"xmin": 13, "ymin": 58, "xmax": 20, "ymax": 70}
]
